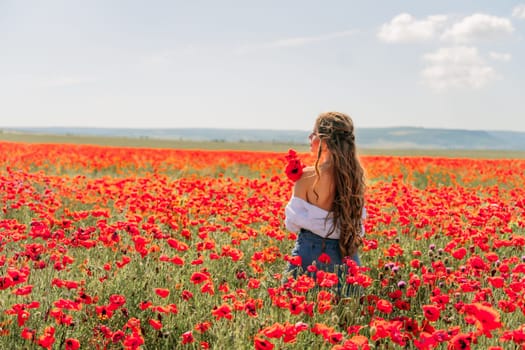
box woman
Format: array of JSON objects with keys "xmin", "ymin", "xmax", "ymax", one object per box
[{"xmin": 284, "ymin": 111, "xmax": 366, "ymax": 283}]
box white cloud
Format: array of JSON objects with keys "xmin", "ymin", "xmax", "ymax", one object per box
[
  {"xmin": 235, "ymin": 30, "xmax": 357, "ymax": 54},
  {"xmin": 512, "ymin": 4, "xmax": 525, "ymax": 19},
  {"xmin": 489, "ymin": 51, "xmax": 512, "ymax": 62},
  {"xmin": 377, "ymin": 13, "xmax": 449, "ymax": 43},
  {"xmin": 421, "ymin": 46, "xmax": 498, "ymax": 91},
  {"xmin": 441, "ymin": 13, "xmax": 514, "ymax": 43}
]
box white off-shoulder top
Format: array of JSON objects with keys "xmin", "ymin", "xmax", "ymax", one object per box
[{"xmin": 284, "ymin": 196, "xmax": 366, "ymax": 240}]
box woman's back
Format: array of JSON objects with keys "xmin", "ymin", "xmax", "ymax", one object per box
[{"xmin": 294, "ymin": 165, "xmax": 335, "ymax": 212}]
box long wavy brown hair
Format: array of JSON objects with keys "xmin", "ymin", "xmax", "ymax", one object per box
[{"xmin": 313, "ymin": 111, "xmax": 366, "ymax": 258}]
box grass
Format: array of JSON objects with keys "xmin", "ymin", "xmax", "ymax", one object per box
[{"xmin": 2, "ymin": 130, "xmax": 525, "ymax": 159}]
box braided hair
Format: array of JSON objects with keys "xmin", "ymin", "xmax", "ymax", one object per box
[{"xmin": 312, "ymin": 111, "xmax": 366, "ymax": 258}]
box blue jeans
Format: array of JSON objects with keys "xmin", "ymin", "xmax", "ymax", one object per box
[
  {"xmin": 283, "ymin": 229, "xmax": 363, "ymax": 296},
  {"xmin": 286, "ymin": 228, "xmax": 361, "ymax": 273}
]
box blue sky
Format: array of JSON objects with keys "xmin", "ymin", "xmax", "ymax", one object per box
[{"xmin": 1, "ymin": 1, "xmax": 524, "ymax": 131}]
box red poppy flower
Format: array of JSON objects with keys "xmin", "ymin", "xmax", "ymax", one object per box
[
  {"xmin": 167, "ymin": 238, "xmax": 189, "ymax": 251},
  {"xmin": 318, "ymin": 252, "xmax": 331, "ymax": 264},
  {"xmin": 413, "ymin": 331, "xmax": 437, "ymax": 350},
  {"xmin": 149, "ymin": 319, "xmax": 163, "ymax": 330},
  {"xmin": 422, "ymin": 304, "xmax": 441, "ymax": 322},
  {"xmin": 311, "ymin": 323, "xmax": 335, "ymax": 338},
  {"xmin": 0, "ymin": 276, "xmax": 13, "ymax": 290},
  {"xmin": 139, "ymin": 301, "xmax": 152, "ymax": 310},
  {"xmin": 211, "ymin": 303, "xmax": 232, "ymax": 320},
  {"xmin": 155, "ymin": 288, "xmax": 170, "ymax": 298},
  {"xmin": 168, "ymin": 303, "xmax": 178, "ymax": 314},
  {"xmin": 284, "ymin": 149, "xmax": 304, "ymax": 182},
  {"xmin": 190, "ymin": 271, "xmax": 210, "ymax": 284},
  {"xmin": 53, "ymin": 298, "xmax": 81, "ymax": 311},
  {"xmin": 122, "ymin": 332, "xmax": 145, "ymax": 349},
  {"xmin": 115, "ymin": 255, "xmax": 131, "ymax": 268},
  {"xmin": 95, "ymin": 305, "xmax": 113, "ymax": 320},
  {"xmin": 498, "ymin": 299, "xmax": 516, "ymax": 313},
  {"xmin": 112, "ymin": 330, "xmax": 125, "ymax": 343},
  {"xmin": 65, "ymin": 338, "xmax": 81, "ymax": 350},
  {"xmin": 181, "ymin": 290, "xmax": 193, "ymax": 301},
  {"xmin": 463, "ymin": 302, "xmax": 502, "ymax": 336},
  {"xmin": 171, "ymin": 255, "xmax": 185, "ymax": 265},
  {"xmin": 13, "ymin": 284, "xmax": 33, "ymax": 296},
  {"xmin": 201, "ymin": 281, "xmax": 215, "ymax": 295},
  {"xmin": 254, "ymin": 335, "xmax": 274, "ymax": 350},
  {"xmin": 37, "ymin": 326, "xmax": 55, "ymax": 350},
  {"xmin": 448, "ymin": 332, "xmax": 473, "ymax": 350},
  {"xmin": 285, "ymin": 255, "xmax": 302, "ymax": 267},
  {"xmin": 316, "ymin": 270, "xmax": 338, "ymax": 288},
  {"xmin": 108, "ymin": 294, "xmax": 126, "ymax": 309},
  {"xmin": 345, "ymin": 335, "xmax": 371, "ymax": 349},
  {"xmin": 377, "ymin": 299, "xmax": 394, "ymax": 314},
  {"xmin": 181, "ymin": 331, "xmax": 194, "ymax": 344},
  {"xmin": 328, "ymin": 332, "xmax": 343, "ymax": 344},
  {"xmin": 21, "ymin": 327, "xmax": 36, "ymax": 340},
  {"xmin": 487, "ymin": 276, "xmax": 505, "ymax": 289},
  {"xmin": 452, "ymin": 247, "xmax": 467, "ymax": 260},
  {"xmin": 248, "ymin": 278, "xmax": 261, "ymax": 289},
  {"xmin": 194, "ymin": 321, "xmax": 212, "ymax": 333},
  {"xmin": 16, "ymin": 310, "xmax": 30, "ymax": 327},
  {"xmin": 261, "ymin": 323, "xmax": 285, "ymax": 338}
]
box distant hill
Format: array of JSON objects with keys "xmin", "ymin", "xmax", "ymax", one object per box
[
  {"xmin": 357, "ymin": 127, "xmax": 525, "ymax": 150},
  {"xmin": 2, "ymin": 126, "xmax": 525, "ymax": 150}
]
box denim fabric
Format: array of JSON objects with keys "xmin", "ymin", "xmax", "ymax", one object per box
[
  {"xmin": 286, "ymin": 228, "xmax": 361, "ymax": 273},
  {"xmin": 283, "ymin": 229, "xmax": 363, "ymax": 297}
]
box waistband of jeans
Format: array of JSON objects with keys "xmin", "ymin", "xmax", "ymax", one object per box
[{"xmin": 299, "ymin": 228, "xmax": 339, "ymax": 241}]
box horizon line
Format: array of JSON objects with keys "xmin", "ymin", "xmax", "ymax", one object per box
[{"xmin": 1, "ymin": 125, "xmax": 523, "ymax": 133}]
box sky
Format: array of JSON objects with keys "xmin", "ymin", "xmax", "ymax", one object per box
[{"xmin": 1, "ymin": 1, "xmax": 524, "ymax": 132}]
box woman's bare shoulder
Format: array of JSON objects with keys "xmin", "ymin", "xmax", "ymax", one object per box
[
  {"xmin": 293, "ymin": 166, "xmax": 316, "ymax": 197},
  {"xmin": 299, "ymin": 166, "xmax": 317, "ymax": 182},
  {"xmin": 302, "ymin": 166, "xmax": 316, "ymax": 176}
]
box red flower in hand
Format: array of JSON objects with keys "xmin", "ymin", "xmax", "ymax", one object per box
[{"xmin": 285, "ymin": 149, "xmax": 304, "ymax": 182}]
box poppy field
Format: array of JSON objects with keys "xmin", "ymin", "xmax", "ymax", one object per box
[{"xmin": 1, "ymin": 141, "xmax": 525, "ymax": 350}]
